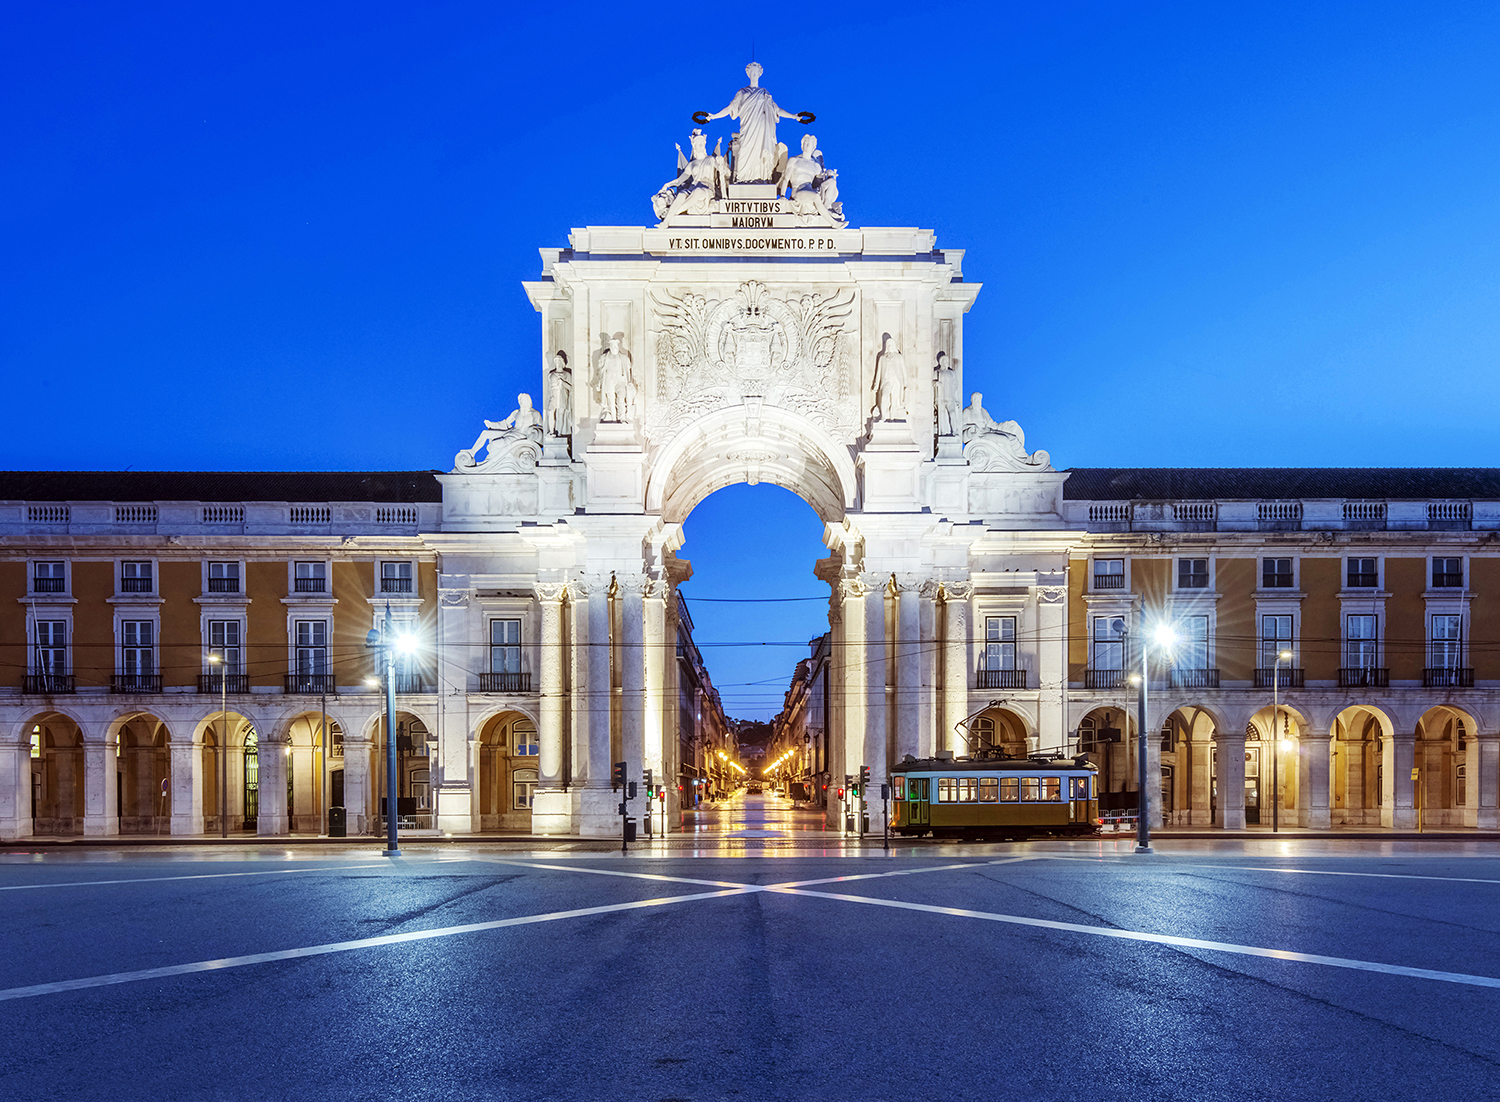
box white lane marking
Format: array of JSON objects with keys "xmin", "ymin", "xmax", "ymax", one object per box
[
  {"xmin": 0, "ymin": 886, "xmax": 757, "ymax": 1002},
  {"xmin": 467, "ymin": 858, "xmax": 752, "ymax": 890},
  {"xmin": 0, "ymin": 861, "xmax": 394, "ymax": 892},
  {"xmin": 765, "ymin": 856, "xmax": 1038, "ymax": 890},
  {"xmin": 1045, "ymin": 855, "xmax": 1500, "ymax": 885},
  {"xmin": 765, "ymin": 886, "xmax": 1500, "ymax": 990}
]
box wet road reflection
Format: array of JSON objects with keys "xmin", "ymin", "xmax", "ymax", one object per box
[{"xmin": 679, "ymin": 789, "xmax": 834, "ymax": 836}]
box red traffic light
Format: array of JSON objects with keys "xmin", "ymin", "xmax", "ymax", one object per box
[{"xmin": 836, "ymin": 787, "xmax": 845, "ymax": 800}]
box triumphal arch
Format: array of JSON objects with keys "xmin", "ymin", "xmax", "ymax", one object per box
[{"xmin": 437, "ymin": 63, "xmax": 1070, "ymax": 836}]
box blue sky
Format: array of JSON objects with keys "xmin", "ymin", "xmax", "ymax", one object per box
[{"xmin": 5, "ymin": 2, "xmax": 1500, "ymax": 716}]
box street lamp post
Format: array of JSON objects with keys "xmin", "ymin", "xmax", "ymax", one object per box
[
  {"xmin": 208, "ymin": 652, "xmax": 227, "ymax": 839},
  {"xmin": 1272, "ymin": 648, "xmax": 1293, "ymax": 833},
  {"xmin": 365, "ymin": 604, "xmax": 412, "ymax": 857}
]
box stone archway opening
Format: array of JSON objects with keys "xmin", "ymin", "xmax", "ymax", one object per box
[
  {"xmin": 114, "ymin": 712, "xmax": 170, "ymax": 834},
  {"xmin": 25, "ymin": 712, "xmax": 83, "ymax": 835}
]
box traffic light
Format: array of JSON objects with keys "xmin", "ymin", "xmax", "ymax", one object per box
[
  {"xmin": 836, "ymin": 787, "xmax": 845, "ymax": 801},
  {"xmin": 644, "ymin": 768, "xmax": 653, "ymax": 797},
  {"xmin": 627, "ymin": 781, "xmax": 637, "ymax": 800},
  {"xmin": 859, "ymin": 765, "xmax": 870, "ymax": 793},
  {"xmin": 612, "ymin": 761, "xmax": 626, "ymax": 791}
]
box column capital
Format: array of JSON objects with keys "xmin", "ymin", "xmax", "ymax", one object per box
[
  {"xmin": 573, "ymin": 571, "xmax": 611, "ymax": 596},
  {"xmin": 857, "ymin": 571, "xmax": 891, "ymax": 592},
  {"xmin": 533, "ymin": 581, "xmax": 568, "ymax": 603},
  {"xmin": 894, "ymin": 573, "xmax": 925, "ymax": 593},
  {"xmin": 615, "ymin": 572, "xmax": 650, "ymax": 596},
  {"xmin": 942, "ymin": 580, "xmax": 973, "ymax": 601}
]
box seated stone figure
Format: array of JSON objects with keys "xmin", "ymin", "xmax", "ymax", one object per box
[
  {"xmin": 783, "ymin": 134, "xmax": 845, "ymax": 227},
  {"xmin": 454, "ymin": 394, "xmax": 543, "ymax": 472},
  {"xmin": 653, "ymin": 129, "xmax": 728, "ymax": 224},
  {"xmin": 963, "ymin": 392, "xmax": 1052, "ymax": 472}
]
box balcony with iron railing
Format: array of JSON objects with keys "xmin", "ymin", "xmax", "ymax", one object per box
[
  {"xmin": 113, "ymin": 673, "xmax": 163, "ymax": 694},
  {"xmin": 380, "ymin": 577, "xmax": 414, "ymax": 594},
  {"xmin": 1424, "ymin": 667, "xmax": 1474, "ymax": 688},
  {"xmin": 198, "ymin": 673, "xmax": 249, "ymax": 694},
  {"xmin": 207, "ymin": 576, "xmax": 240, "ymax": 593},
  {"xmin": 285, "ymin": 673, "xmax": 336, "ymax": 694},
  {"xmin": 120, "ymin": 577, "xmax": 153, "ymax": 594},
  {"xmin": 1254, "ymin": 668, "xmax": 1305, "ymax": 689},
  {"xmin": 1084, "ymin": 669, "xmax": 1128, "ymax": 690},
  {"xmin": 977, "ymin": 668, "xmax": 1029, "ymax": 690},
  {"xmin": 294, "ymin": 577, "xmax": 327, "ymax": 593},
  {"xmin": 392, "ymin": 672, "xmax": 429, "ymax": 693},
  {"xmin": 32, "ymin": 577, "xmax": 66, "ymax": 594},
  {"xmin": 478, "ymin": 672, "xmax": 533, "ymax": 693},
  {"xmin": 24, "ymin": 673, "xmax": 74, "ymax": 694},
  {"xmin": 1338, "ymin": 667, "xmax": 1389, "ymax": 689},
  {"xmin": 1170, "ymin": 668, "xmax": 1221, "ymax": 690},
  {"xmin": 1093, "ymin": 573, "xmax": 1125, "ymax": 590}
]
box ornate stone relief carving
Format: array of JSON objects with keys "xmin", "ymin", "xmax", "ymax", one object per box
[
  {"xmin": 918, "ymin": 579, "xmax": 942, "ymax": 600},
  {"xmin": 439, "ymin": 590, "xmax": 471, "ymax": 608},
  {"xmin": 963, "ymin": 392, "xmax": 1052, "ymax": 472},
  {"xmin": 453, "ymin": 394, "xmax": 543, "ymax": 472},
  {"xmin": 533, "ymin": 582, "xmax": 568, "ymax": 603},
  {"xmin": 648, "ymin": 281, "xmax": 856, "ymax": 443},
  {"xmin": 943, "ymin": 581, "xmax": 974, "ymax": 602},
  {"xmin": 1037, "ymin": 585, "xmax": 1066, "ymax": 605}
]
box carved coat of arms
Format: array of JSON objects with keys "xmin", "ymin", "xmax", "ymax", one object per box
[{"xmin": 646, "ymin": 281, "xmax": 855, "ymax": 442}]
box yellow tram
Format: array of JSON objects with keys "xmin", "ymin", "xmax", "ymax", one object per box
[{"xmin": 890, "ymin": 751, "xmax": 1100, "ymax": 840}]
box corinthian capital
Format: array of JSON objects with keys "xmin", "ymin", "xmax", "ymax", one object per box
[
  {"xmin": 942, "ymin": 580, "xmax": 974, "ymax": 602},
  {"xmin": 533, "ymin": 581, "xmax": 568, "ymax": 603},
  {"xmin": 895, "ymin": 573, "xmax": 925, "ymax": 594},
  {"xmin": 615, "ymin": 572, "xmax": 650, "ymax": 596}
]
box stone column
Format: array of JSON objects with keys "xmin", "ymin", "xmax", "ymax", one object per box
[
  {"xmin": 82, "ymin": 728, "xmax": 119, "ymax": 837},
  {"xmin": 1036, "ymin": 584, "xmax": 1068, "ymax": 751},
  {"xmin": 836, "ymin": 573, "xmax": 868, "ymax": 830},
  {"xmin": 1473, "ymin": 734, "xmax": 1500, "ymax": 830},
  {"xmin": 618, "ymin": 574, "xmax": 648, "ymax": 790},
  {"xmin": 862, "ymin": 574, "xmax": 890, "ymax": 804},
  {"xmin": 0, "ymin": 737, "xmax": 27, "ymax": 840},
  {"xmin": 435, "ymin": 589, "xmax": 475, "ymax": 835},
  {"xmin": 257, "ymin": 736, "xmax": 288, "ymax": 835},
  {"xmin": 894, "ymin": 575, "xmax": 922, "ymax": 765},
  {"xmin": 579, "ymin": 572, "xmax": 617, "ymax": 836},
  {"xmin": 942, "ymin": 581, "xmax": 972, "ymax": 755},
  {"xmin": 917, "ymin": 581, "xmax": 939, "ymax": 759},
  {"xmin": 1385, "ymin": 733, "xmax": 1417, "ymax": 829},
  {"xmin": 344, "ymin": 736, "xmax": 370, "ymax": 835},
  {"xmin": 531, "ymin": 582, "xmax": 570, "ymax": 834},
  {"xmin": 1218, "ymin": 729, "xmax": 1247, "ymax": 830},
  {"xmin": 1189, "ymin": 736, "xmax": 1213, "ymax": 826},
  {"xmin": 1297, "ymin": 728, "xmax": 1333, "ymax": 829},
  {"xmin": 643, "ymin": 577, "xmax": 669, "ymax": 835}
]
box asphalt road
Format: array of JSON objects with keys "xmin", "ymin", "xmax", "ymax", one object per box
[{"xmin": 3, "ymin": 832, "xmax": 1500, "ymax": 1102}]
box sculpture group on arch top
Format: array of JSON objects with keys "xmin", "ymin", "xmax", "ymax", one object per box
[{"xmin": 451, "ymin": 60, "xmax": 1053, "ymax": 496}]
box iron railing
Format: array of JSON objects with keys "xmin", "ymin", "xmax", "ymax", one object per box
[
  {"xmin": 294, "ymin": 577, "xmax": 327, "ymax": 593},
  {"xmin": 478, "ymin": 672, "xmax": 532, "ymax": 693},
  {"xmin": 1093, "ymin": 573, "xmax": 1125, "ymax": 590},
  {"xmin": 977, "ymin": 668, "xmax": 1029, "ymax": 690},
  {"xmin": 1254, "ymin": 668, "xmax": 1305, "ymax": 689},
  {"xmin": 1084, "ymin": 669, "xmax": 1128, "ymax": 690},
  {"xmin": 198, "ymin": 673, "xmax": 249, "ymax": 694},
  {"xmin": 113, "ymin": 674, "xmax": 162, "ymax": 694},
  {"xmin": 208, "ymin": 576, "xmax": 240, "ymax": 593},
  {"xmin": 1170, "ymin": 668, "xmax": 1220, "ymax": 690},
  {"xmin": 32, "ymin": 577, "xmax": 65, "ymax": 594},
  {"xmin": 23, "ymin": 673, "xmax": 74, "ymax": 694},
  {"xmin": 286, "ymin": 673, "xmax": 336, "ymax": 694},
  {"xmin": 1424, "ymin": 667, "xmax": 1474, "ymax": 688},
  {"xmin": 380, "ymin": 577, "xmax": 414, "ymax": 594},
  {"xmin": 120, "ymin": 577, "xmax": 153, "ymax": 593},
  {"xmin": 1338, "ymin": 667, "xmax": 1389, "ymax": 689}
]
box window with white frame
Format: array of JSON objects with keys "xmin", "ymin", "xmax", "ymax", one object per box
[
  {"xmin": 511, "ymin": 718, "xmax": 539, "ymax": 756},
  {"xmin": 1429, "ymin": 615, "xmax": 1463, "ymax": 670},
  {"xmin": 1347, "ymin": 558, "xmax": 1378, "ymax": 588},
  {"xmin": 208, "ymin": 561, "xmax": 240, "ymax": 594},
  {"xmin": 121, "ymin": 621, "xmax": 155, "ymax": 674},
  {"xmin": 1178, "ymin": 558, "xmax": 1209, "ymax": 589},
  {"xmin": 34, "ymin": 620, "xmax": 67, "ymax": 673},
  {"xmin": 380, "ymin": 561, "xmax": 413, "ymax": 594},
  {"xmin": 294, "ymin": 620, "xmax": 328, "ymax": 675},
  {"xmin": 1094, "ymin": 559, "xmax": 1124, "ymax": 589},
  {"xmin": 1178, "ymin": 615, "xmax": 1209, "ymax": 670},
  {"xmin": 1433, "ymin": 557, "xmax": 1463, "ymax": 588},
  {"xmin": 294, "ymin": 561, "xmax": 327, "ymax": 593},
  {"xmin": 121, "ymin": 561, "xmax": 153, "ymax": 593},
  {"xmin": 33, "ymin": 561, "xmax": 65, "ymax": 594},
  {"xmin": 490, "ymin": 619, "xmax": 521, "ymax": 673},
  {"xmin": 410, "ymin": 767, "xmax": 430, "ymax": 810},
  {"xmin": 1092, "ymin": 617, "xmax": 1124, "ymax": 670},
  {"xmin": 1260, "ymin": 615, "xmax": 1293, "ymax": 669},
  {"xmin": 1345, "ymin": 614, "xmax": 1378, "ymax": 669},
  {"xmin": 208, "ymin": 620, "xmax": 242, "ymax": 673},
  {"xmin": 984, "ymin": 616, "xmax": 1016, "ymax": 671},
  {"xmin": 513, "ymin": 768, "xmax": 538, "ymax": 809},
  {"xmin": 1262, "ymin": 558, "xmax": 1294, "ymax": 588}
]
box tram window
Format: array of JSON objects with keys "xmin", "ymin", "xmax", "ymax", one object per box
[
  {"xmin": 1000, "ymin": 778, "xmax": 1019, "ymax": 802},
  {"xmin": 1042, "ymin": 777, "xmax": 1062, "ymax": 801},
  {"xmin": 958, "ymin": 778, "xmax": 978, "ymax": 802},
  {"xmin": 979, "ymin": 777, "xmax": 998, "ymax": 803},
  {"xmin": 1020, "ymin": 778, "xmax": 1041, "ymax": 802},
  {"xmin": 937, "ymin": 778, "xmax": 957, "ymax": 802},
  {"xmin": 1069, "ymin": 777, "xmax": 1091, "ymax": 800}
]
